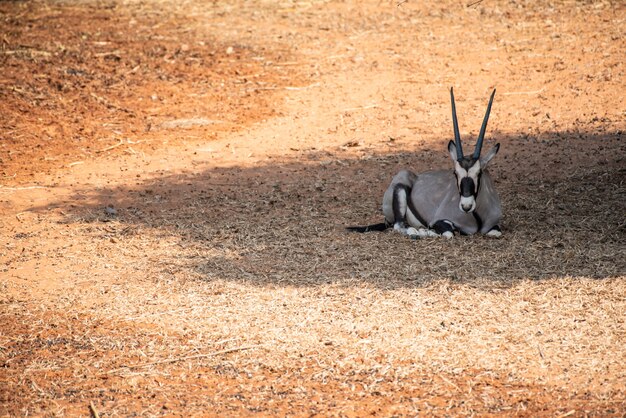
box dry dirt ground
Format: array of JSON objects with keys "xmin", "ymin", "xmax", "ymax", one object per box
[{"xmin": 1, "ymin": 0, "xmax": 625, "ymax": 416}]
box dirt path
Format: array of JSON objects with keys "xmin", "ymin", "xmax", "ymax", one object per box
[{"xmin": 1, "ymin": 0, "xmax": 625, "ymax": 416}]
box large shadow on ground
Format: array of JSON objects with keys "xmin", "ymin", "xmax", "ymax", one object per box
[{"xmin": 37, "ymin": 130, "xmax": 625, "ymax": 288}]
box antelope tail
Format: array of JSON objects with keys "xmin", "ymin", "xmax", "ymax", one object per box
[{"xmin": 346, "ymin": 222, "xmax": 389, "ymax": 233}]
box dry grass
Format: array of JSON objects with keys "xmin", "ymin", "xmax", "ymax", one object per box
[{"xmin": 3, "ymin": 142, "xmax": 624, "ymax": 415}]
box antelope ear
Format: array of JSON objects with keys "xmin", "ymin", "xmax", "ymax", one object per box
[
  {"xmin": 448, "ymin": 140, "xmax": 458, "ymax": 161},
  {"xmin": 480, "ymin": 143, "xmax": 500, "ymax": 167}
]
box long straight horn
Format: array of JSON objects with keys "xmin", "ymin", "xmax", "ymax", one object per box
[
  {"xmin": 450, "ymin": 87, "xmax": 463, "ymax": 160},
  {"xmin": 473, "ymin": 89, "xmax": 496, "ymax": 159}
]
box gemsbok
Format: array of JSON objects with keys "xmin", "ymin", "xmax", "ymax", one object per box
[{"xmin": 348, "ymin": 88, "xmax": 502, "ymax": 239}]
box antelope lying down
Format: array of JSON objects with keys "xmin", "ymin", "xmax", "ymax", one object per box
[{"xmin": 348, "ymin": 88, "xmax": 502, "ymax": 239}]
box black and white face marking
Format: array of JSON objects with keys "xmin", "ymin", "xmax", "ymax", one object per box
[
  {"xmin": 447, "ymin": 88, "xmax": 499, "ymax": 216},
  {"xmin": 454, "ymin": 158, "xmax": 481, "ymax": 213}
]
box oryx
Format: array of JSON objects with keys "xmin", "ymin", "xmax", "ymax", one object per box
[{"xmin": 348, "ymin": 88, "xmax": 502, "ymax": 239}]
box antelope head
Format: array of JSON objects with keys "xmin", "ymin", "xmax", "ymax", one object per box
[{"xmin": 447, "ymin": 88, "xmax": 500, "ymax": 213}]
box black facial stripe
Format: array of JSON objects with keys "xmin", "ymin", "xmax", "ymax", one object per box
[{"xmin": 460, "ymin": 177, "xmax": 475, "ymax": 197}]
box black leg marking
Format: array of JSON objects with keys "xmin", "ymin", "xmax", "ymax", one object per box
[{"xmin": 432, "ymin": 220, "xmax": 455, "ymax": 236}]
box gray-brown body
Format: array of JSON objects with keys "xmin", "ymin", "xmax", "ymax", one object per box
[{"xmin": 382, "ymin": 168, "xmax": 501, "ymax": 235}]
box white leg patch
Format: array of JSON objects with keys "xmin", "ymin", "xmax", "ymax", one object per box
[
  {"xmin": 414, "ymin": 228, "xmax": 438, "ymax": 238},
  {"xmin": 396, "ymin": 224, "xmax": 450, "ymax": 239},
  {"xmin": 486, "ymin": 229, "xmax": 502, "ymax": 238},
  {"xmin": 406, "ymin": 227, "xmax": 419, "ymax": 238},
  {"xmin": 393, "ymin": 223, "xmax": 415, "ymax": 238}
]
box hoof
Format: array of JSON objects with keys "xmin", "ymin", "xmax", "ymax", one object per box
[
  {"xmin": 486, "ymin": 229, "xmax": 502, "ymax": 238},
  {"xmin": 418, "ymin": 229, "xmax": 439, "ymax": 238}
]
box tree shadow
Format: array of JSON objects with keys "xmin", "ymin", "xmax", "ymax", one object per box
[{"xmin": 34, "ymin": 129, "xmax": 625, "ymax": 288}]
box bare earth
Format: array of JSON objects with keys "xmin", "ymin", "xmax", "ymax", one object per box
[{"xmin": 1, "ymin": 0, "xmax": 625, "ymax": 416}]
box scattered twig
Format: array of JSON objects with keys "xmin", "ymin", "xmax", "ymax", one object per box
[
  {"xmin": 2, "ymin": 49, "xmax": 52, "ymax": 57},
  {"xmin": 502, "ymin": 87, "xmax": 546, "ymax": 96},
  {"xmin": 94, "ymin": 50, "xmax": 122, "ymax": 58},
  {"xmin": 30, "ymin": 380, "xmax": 46, "ymax": 396},
  {"xmin": 284, "ymin": 82, "xmax": 321, "ymax": 90},
  {"xmin": 537, "ymin": 345, "xmax": 545, "ymax": 359},
  {"xmin": 96, "ymin": 140, "xmax": 126, "ymax": 153},
  {"xmin": 342, "ymin": 104, "xmax": 379, "ymax": 112},
  {"xmin": 274, "ymin": 61, "xmax": 308, "ymax": 66},
  {"xmin": 68, "ymin": 161, "xmax": 84, "ymax": 167},
  {"xmin": 104, "ymin": 345, "xmax": 262, "ymax": 375},
  {"xmin": 467, "ymin": 0, "xmax": 484, "ymax": 7},
  {"xmin": 96, "ymin": 138, "xmax": 144, "ymax": 154},
  {"xmin": 397, "ymin": 0, "xmax": 408, "ymax": 6},
  {"xmin": 557, "ymin": 410, "xmax": 576, "ymax": 418},
  {"xmin": 159, "ymin": 118, "xmax": 224, "ymax": 130},
  {"xmin": 0, "ymin": 185, "xmax": 49, "ymax": 192},
  {"xmin": 89, "ymin": 401, "xmax": 100, "ymax": 418},
  {"xmin": 125, "ymin": 64, "xmax": 141, "ymax": 75},
  {"xmin": 439, "ymin": 375, "xmax": 462, "ymax": 392},
  {"xmin": 126, "ymin": 307, "xmax": 193, "ymax": 321},
  {"xmin": 89, "ymin": 92, "xmax": 133, "ymax": 114},
  {"xmin": 212, "ymin": 338, "xmax": 242, "ymax": 346},
  {"xmin": 249, "ymin": 83, "xmax": 320, "ymax": 92}
]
